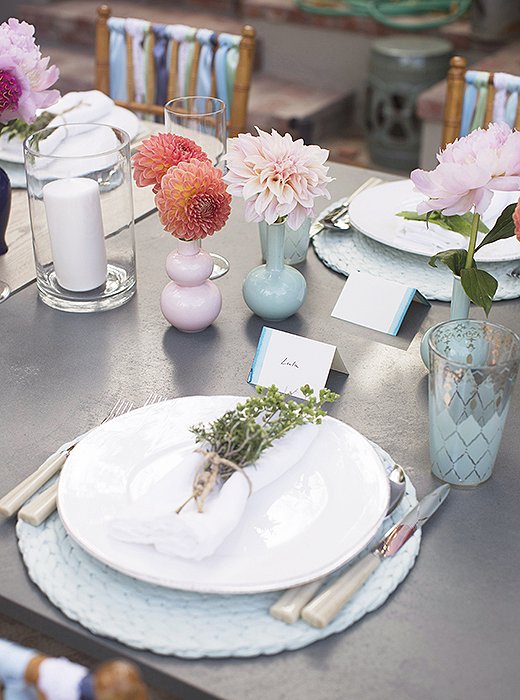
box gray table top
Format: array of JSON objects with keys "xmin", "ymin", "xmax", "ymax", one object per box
[{"xmin": 1, "ymin": 162, "xmax": 519, "ymax": 700}]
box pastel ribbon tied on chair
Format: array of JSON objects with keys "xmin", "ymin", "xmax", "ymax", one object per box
[
  {"xmin": 107, "ymin": 17, "xmax": 128, "ymax": 101},
  {"xmin": 109, "ymin": 422, "xmax": 320, "ymax": 560},
  {"xmin": 460, "ymin": 70, "xmax": 490, "ymax": 136},
  {"xmin": 214, "ymin": 32, "xmax": 241, "ymax": 115},
  {"xmin": 125, "ymin": 18, "xmax": 150, "ymax": 104},
  {"xmin": 169, "ymin": 25, "xmax": 196, "ymax": 96},
  {"xmin": 196, "ymin": 28, "xmax": 217, "ymax": 97},
  {"xmin": 152, "ymin": 24, "xmax": 170, "ymax": 107},
  {"xmin": 493, "ymin": 72, "xmax": 520, "ymax": 127}
]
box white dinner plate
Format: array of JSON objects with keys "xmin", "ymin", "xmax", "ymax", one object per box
[
  {"xmin": 58, "ymin": 396, "xmax": 390, "ymax": 594},
  {"xmin": 0, "ymin": 105, "xmax": 140, "ymax": 164},
  {"xmin": 348, "ymin": 179, "xmax": 520, "ymax": 263}
]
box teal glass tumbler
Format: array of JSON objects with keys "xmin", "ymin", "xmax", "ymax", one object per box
[{"xmin": 428, "ymin": 319, "xmax": 520, "ymax": 486}]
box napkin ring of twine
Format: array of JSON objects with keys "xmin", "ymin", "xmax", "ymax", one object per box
[{"xmin": 175, "ymin": 449, "xmax": 253, "ymax": 514}]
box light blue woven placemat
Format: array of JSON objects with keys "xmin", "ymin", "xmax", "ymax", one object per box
[
  {"xmin": 16, "ymin": 446, "xmax": 420, "ymax": 658},
  {"xmin": 312, "ymin": 228, "xmax": 520, "ymax": 302}
]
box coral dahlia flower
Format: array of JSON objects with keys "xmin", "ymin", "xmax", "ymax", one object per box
[
  {"xmin": 224, "ymin": 127, "xmax": 332, "ymax": 230},
  {"xmin": 132, "ymin": 133, "xmax": 210, "ymax": 193},
  {"xmin": 156, "ymin": 159, "xmax": 231, "ymax": 241}
]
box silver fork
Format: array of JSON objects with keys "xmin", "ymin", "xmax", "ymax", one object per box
[
  {"xmin": 16, "ymin": 399, "xmax": 135, "ymax": 526},
  {"xmin": 310, "ymin": 176, "xmax": 383, "ymax": 239}
]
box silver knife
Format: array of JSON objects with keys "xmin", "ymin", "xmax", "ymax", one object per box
[{"xmin": 301, "ymin": 484, "xmax": 450, "ymax": 628}]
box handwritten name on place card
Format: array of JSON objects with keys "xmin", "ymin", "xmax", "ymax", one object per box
[{"xmin": 248, "ymin": 327, "xmax": 347, "ymax": 398}]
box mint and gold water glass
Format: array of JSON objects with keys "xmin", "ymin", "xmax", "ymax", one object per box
[{"xmin": 428, "ymin": 319, "xmax": 520, "ymax": 486}]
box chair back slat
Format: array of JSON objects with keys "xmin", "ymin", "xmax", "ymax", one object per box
[
  {"xmin": 95, "ymin": 4, "xmax": 255, "ymax": 135},
  {"xmin": 442, "ymin": 55, "xmax": 520, "ymax": 148}
]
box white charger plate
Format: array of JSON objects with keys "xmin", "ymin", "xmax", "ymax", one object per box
[
  {"xmin": 348, "ymin": 179, "xmax": 520, "ymax": 263},
  {"xmin": 57, "ymin": 396, "xmax": 390, "ymax": 594}
]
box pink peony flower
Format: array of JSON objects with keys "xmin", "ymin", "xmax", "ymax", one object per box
[
  {"xmin": 155, "ymin": 159, "xmax": 232, "ymax": 241},
  {"xmin": 411, "ymin": 122, "xmax": 520, "ymax": 216},
  {"xmin": 0, "ymin": 18, "xmax": 59, "ymax": 123},
  {"xmin": 514, "ymin": 197, "xmax": 520, "ymax": 242},
  {"xmin": 224, "ymin": 127, "xmax": 332, "ymax": 230},
  {"xmin": 132, "ymin": 132, "xmax": 210, "ymax": 193}
]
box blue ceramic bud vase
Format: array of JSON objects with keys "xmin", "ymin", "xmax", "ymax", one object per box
[
  {"xmin": 0, "ymin": 166, "xmax": 12, "ymax": 256},
  {"xmin": 243, "ymin": 220, "xmax": 307, "ymax": 321},
  {"xmin": 420, "ymin": 275, "xmax": 470, "ymax": 369}
]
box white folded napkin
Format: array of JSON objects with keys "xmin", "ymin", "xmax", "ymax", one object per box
[
  {"xmin": 110, "ymin": 422, "xmax": 320, "ymax": 560},
  {"xmin": 0, "ymin": 90, "xmax": 118, "ymax": 161}
]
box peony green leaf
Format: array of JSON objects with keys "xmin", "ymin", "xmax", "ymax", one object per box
[
  {"xmin": 428, "ymin": 248, "xmax": 469, "ymax": 276},
  {"xmin": 397, "ymin": 210, "xmax": 489, "ymax": 236},
  {"xmin": 460, "ymin": 268, "xmax": 498, "ymax": 316},
  {"xmin": 475, "ymin": 203, "xmax": 516, "ymax": 251}
]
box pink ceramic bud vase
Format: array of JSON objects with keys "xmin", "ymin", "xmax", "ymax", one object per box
[{"xmin": 160, "ymin": 239, "xmax": 222, "ymax": 332}]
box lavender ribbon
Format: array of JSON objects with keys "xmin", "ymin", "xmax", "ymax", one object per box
[{"xmin": 153, "ymin": 24, "xmax": 169, "ymax": 106}]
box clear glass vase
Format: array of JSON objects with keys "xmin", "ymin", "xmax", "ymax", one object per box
[{"xmin": 24, "ymin": 124, "xmax": 136, "ymax": 312}]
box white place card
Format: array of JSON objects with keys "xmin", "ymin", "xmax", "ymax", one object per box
[
  {"xmin": 248, "ymin": 327, "xmax": 348, "ymax": 398},
  {"xmin": 331, "ymin": 271, "xmax": 430, "ymax": 336}
]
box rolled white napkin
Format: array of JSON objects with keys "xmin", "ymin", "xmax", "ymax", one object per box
[{"xmin": 110, "ymin": 422, "xmax": 320, "ymax": 560}]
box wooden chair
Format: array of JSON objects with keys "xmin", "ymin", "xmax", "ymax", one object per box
[
  {"xmin": 441, "ymin": 55, "xmax": 520, "ymax": 147},
  {"xmin": 95, "ymin": 4, "xmax": 256, "ymax": 137}
]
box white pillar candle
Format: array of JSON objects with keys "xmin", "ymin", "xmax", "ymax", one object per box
[{"xmin": 43, "ymin": 177, "xmax": 108, "ymax": 292}]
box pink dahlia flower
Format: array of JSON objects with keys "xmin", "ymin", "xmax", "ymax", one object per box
[
  {"xmin": 514, "ymin": 197, "xmax": 520, "ymax": 242},
  {"xmin": 0, "ymin": 18, "xmax": 59, "ymax": 123},
  {"xmin": 155, "ymin": 159, "xmax": 232, "ymax": 241},
  {"xmin": 411, "ymin": 122, "xmax": 520, "ymax": 216},
  {"xmin": 132, "ymin": 133, "xmax": 210, "ymax": 193},
  {"xmin": 224, "ymin": 127, "xmax": 332, "ymax": 230}
]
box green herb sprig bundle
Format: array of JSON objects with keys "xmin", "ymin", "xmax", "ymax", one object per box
[{"xmin": 182, "ymin": 384, "xmax": 339, "ymax": 513}]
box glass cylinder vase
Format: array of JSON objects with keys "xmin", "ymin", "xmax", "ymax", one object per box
[
  {"xmin": 243, "ymin": 220, "xmax": 307, "ymax": 321},
  {"xmin": 428, "ymin": 319, "xmax": 520, "ymax": 486},
  {"xmin": 24, "ymin": 124, "xmax": 136, "ymax": 312}
]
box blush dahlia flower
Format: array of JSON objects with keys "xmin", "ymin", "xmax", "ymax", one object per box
[
  {"xmin": 132, "ymin": 133, "xmax": 210, "ymax": 193},
  {"xmin": 411, "ymin": 122, "xmax": 520, "ymax": 216},
  {"xmin": 155, "ymin": 159, "xmax": 231, "ymax": 241},
  {"xmin": 224, "ymin": 127, "xmax": 332, "ymax": 230},
  {"xmin": 0, "ymin": 18, "xmax": 59, "ymax": 124}
]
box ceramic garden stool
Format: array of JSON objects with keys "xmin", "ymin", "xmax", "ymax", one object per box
[{"xmin": 366, "ymin": 35, "xmax": 452, "ymax": 172}]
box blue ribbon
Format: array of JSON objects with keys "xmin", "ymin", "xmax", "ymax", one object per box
[
  {"xmin": 214, "ymin": 33, "xmax": 240, "ymax": 115},
  {"xmin": 196, "ymin": 29, "xmax": 217, "ymax": 97},
  {"xmin": 107, "ymin": 17, "xmax": 128, "ymax": 101}
]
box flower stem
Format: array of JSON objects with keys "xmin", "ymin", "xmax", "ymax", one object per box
[{"xmin": 465, "ymin": 211, "xmax": 480, "ymax": 269}]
